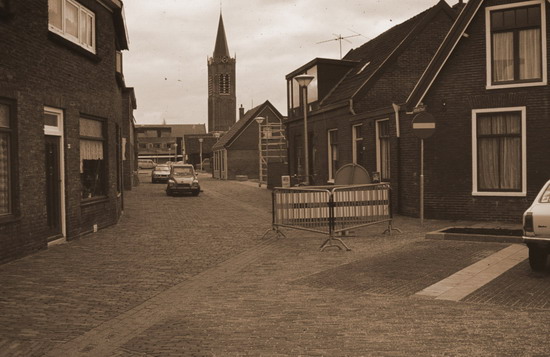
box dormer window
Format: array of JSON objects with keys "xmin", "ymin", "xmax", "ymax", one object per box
[
  {"xmin": 48, "ymin": 0, "xmax": 96, "ymax": 53},
  {"xmin": 486, "ymin": 1, "xmax": 546, "ymax": 88}
]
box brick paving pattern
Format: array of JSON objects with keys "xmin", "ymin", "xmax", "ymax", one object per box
[{"xmin": 0, "ymin": 174, "xmax": 549, "ymax": 356}]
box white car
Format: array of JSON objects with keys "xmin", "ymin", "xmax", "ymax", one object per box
[{"xmin": 523, "ymin": 180, "xmax": 550, "ymax": 271}]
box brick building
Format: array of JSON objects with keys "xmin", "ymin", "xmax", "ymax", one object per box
[
  {"xmin": 136, "ymin": 124, "xmax": 206, "ymax": 164},
  {"xmin": 401, "ymin": 0, "xmax": 550, "ymax": 222},
  {"xmin": 0, "ymin": 0, "xmax": 134, "ymax": 263},
  {"xmin": 285, "ymin": 1, "xmax": 457, "ymax": 203},
  {"xmin": 212, "ymin": 101, "xmax": 285, "ymax": 181}
]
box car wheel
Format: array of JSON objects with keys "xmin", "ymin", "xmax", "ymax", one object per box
[
  {"xmin": 166, "ymin": 191, "xmax": 172, "ymax": 196},
  {"xmin": 529, "ymin": 246, "xmax": 547, "ymax": 271},
  {"xmin": 192, "ymin": 191, "xmax": 199, "ymax": 196}
]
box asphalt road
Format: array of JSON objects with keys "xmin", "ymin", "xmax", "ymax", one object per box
[{"xmin": 0, "ymin": 172, "xmax": 549, "ymax": 356}]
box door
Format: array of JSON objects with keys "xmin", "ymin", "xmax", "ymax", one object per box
[{"xmin": 45, "ymin": 135, "xmax": 61, "ymax": 238}]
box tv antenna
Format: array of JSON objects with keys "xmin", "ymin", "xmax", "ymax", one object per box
[{"xmin": 317, "ymin": 32, "xmax": 362, "ymax": 59}]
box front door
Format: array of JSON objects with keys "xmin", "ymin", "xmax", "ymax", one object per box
[{"xmin": 45, "ymin": 135, "xmax": 61, "ymax": 238}]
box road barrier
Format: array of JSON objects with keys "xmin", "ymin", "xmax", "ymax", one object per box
[{"xmin": 264, "ymin": 183, "xmax": 400, "ymax": 250}]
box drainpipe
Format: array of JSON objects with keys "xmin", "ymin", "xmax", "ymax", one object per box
[
  {"xmin": 392, "ymin": 103, "xmax": 401, "ymax": 138},
  {"xmin": 349, "ymin": 99, "xmax": 356, "ymax": 115},
  {"xmin": 392, "ymin": 102, "xmax": 402, "ymax": 216}
]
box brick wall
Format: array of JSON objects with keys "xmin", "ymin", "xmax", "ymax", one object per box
[
  {"xmin": 400, "ymin": 0, "xmax": 550, "ymax": 222},
  {"xmin": 0, "ymin": 0, "xmax": 125, "ymax": 263}
]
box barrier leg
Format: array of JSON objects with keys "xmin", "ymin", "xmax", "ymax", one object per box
[
  {"xmin": 320, "ymin": 235, "xmax": 351, "ymax": 251},
  {"xmin": 261, "ymin": 225, "xmax": 286, "ymax": 240},
  {"xmin": 382, "ymin": 220, "xmax": 402, "ymax": 235}
]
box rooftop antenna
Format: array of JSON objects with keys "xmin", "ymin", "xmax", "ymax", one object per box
[{"xmin": 317, "ymin": 32, "xmax": 361, "ymax": 59}]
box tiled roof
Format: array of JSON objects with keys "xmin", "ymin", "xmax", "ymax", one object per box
[
  {"xmin": 321, "ymin": 1, "xmax": 452, "ymax": 106},
  {"xmin": 212, "ymin": 101, "xmax": 282, "ymax": 151}
]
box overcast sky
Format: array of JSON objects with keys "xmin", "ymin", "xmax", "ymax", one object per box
[{"xmin": 123, "ymin": 0, "xmax": 453, "ymax": 126}]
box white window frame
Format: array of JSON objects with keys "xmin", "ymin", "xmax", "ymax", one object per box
[
  {"xmin": 48, "ymin": 0, "xmax": 96, "ymax": 53},
  {"xmin": 485, "ymin": 0, "xmax": 547, "ymax": 89},
  {"xmin": 376, "ymin": 119, "xmax": 390, "ymax": 181},
  {"xmin": 471, "ymin": 107, "xmax": 527, "ymax": 197},
  {"xmin": 352, "ymin": 124, "xmax": 363, "ymax": 164},
  {"xmin": 327, "ymin": 129, "xmax": 338, "ymax": 183}
]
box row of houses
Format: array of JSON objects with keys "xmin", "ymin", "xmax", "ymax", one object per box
[
  {"xmin": 284, "ymin": 0, "xmax": 550, "ymax": 222},
  {"xmin": 0, "ymin": 0, "xmax": 137, "ymax": 263}
]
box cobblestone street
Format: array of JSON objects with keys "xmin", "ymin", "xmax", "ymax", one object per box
[{"xmin": 1, "ymin": 174, "xmax": 550, "ymax": 356}]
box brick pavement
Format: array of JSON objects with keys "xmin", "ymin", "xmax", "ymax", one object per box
[{"xmin": 0, "ymin": 174, "xmax": 550, "ymax": 356}]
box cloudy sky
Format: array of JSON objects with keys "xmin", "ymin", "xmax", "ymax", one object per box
[{"xmin": 123, "ymin": 0, "xmax": 453, "ymax": 126}]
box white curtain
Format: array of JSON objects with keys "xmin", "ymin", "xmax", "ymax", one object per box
[
  {"xmin": 48, "ymin": 0, "xmax": 63, "ymax": 30},
  {"xmin": 493, "ymin": 32, "xmax": 514, "ymax": 82},
  {"xmin": 80, "ymin": 139, "xmax": 103, "ymax": 173},
  {"xmin": 64, "ymin": 1, "xmax": 79, "ymax": 38},
  {"xmin": 477, "ymin": 113, "xmax": 521, "ymax": 190},
  {"xmin": 519, "ymin": 28, "xmax": 541, "ymax": 80}
]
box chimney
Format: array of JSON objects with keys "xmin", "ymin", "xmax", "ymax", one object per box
[{"xmin": 239, "ymin": 104, "xmax": 245, "ymax": 119}]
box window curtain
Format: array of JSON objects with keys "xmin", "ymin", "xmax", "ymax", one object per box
[
  {"xmin": 64, "ymin": 1, "xmax": 79, "ymax": 38},
  {"xmin": 0, "ymin": 134, "xmax": 8, "ymax": 215},
  {"xmin": 80, "ymin": 139, "xmax": 103, "ymax": 173},
  {"xmin": 493, "ymin": 32, "xmax": 514, "ymax": 82},
  {"xmin": 478, "ymin": 113, "xmax": 521, "ymax": 190},
  {"xmin": 519, "ymin": 28, "xmax": 541, "ymax": 80},
  {"xmin": 48, "ymin": 0, "xmax": 62, "ymax": 30}
]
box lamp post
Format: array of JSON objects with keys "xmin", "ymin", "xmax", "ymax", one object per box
[
  {"xmin": 294, "ymin": 74, "xmax": 314, "ymax": 185},
  {"xmin": 173, "ymin": 143, "xmax": 178, "ymax": 163},
  {"xmin": 255, "ymin": 116, "xmax": 265, "ymax": 187},
  {"xmin": 198, "ymin": 138, "xmax": 203, "ymax": 171}
]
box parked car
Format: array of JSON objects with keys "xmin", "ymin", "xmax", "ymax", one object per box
[
  {"xmin": 523, "ymin": 179, "xmax": 550, "ymax": 271},
  {"xmin": 138, "ymin": 159, "xmax": 155, "ymax": 169},
  {"xmin": 151, "ymin": 164, "xmax": 171, "ymax": 183},
  {"xmin": 166, "ymin": 164, "xmax": 201, "ymax": 196}
]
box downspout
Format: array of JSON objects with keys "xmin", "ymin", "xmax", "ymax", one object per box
[
  {"xmin": 392, "ymin": 103, "xmax": 402, "ymax": 215},
  {"xmin": 349, "ymin": 99, "xmax": 356, "ymax": 115}
]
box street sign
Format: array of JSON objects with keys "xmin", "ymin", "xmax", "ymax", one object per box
[{"xmin": 412, "ymin": 112, "xmax": 436, "ymax": 139}]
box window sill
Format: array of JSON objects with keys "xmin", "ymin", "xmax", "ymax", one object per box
[
  {"xmin": 472, "ymin": 191, "xmax": 526, "ymax": 197},
  {"xmin": 81, "ymin": 196, "xmax": 109, "ymax": 207},
  {"xmin": 486, "ymin": 80, "xmax": 547, "ymax": 90},
  {"xmin": 0, "ymin": 214, "xmax": 21, "ymax": 225},
  {"xmin": 48, "ymin": 32, "xmax": 101, "ymax": 63}
]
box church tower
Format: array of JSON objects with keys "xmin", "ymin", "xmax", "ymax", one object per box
[{"xmin": 208, "ymin": 13, "xmax": 236, "ymax": 133}]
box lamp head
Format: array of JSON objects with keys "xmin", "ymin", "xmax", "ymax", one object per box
[
  {"xmin": 255, "ymin": 116, "xmax": 265, "ymax": 124},
  {"xmin": 294, "ymin": 74, "xmax": 314, "ymax": 87}
]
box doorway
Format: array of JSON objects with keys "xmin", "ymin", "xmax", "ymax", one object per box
[{"xmin": 45, "ymin": 135, "xmax": 61, "ymax": 238}]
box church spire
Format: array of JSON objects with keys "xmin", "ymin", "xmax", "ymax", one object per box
[{"xmin": 213, "ymin": 13, "xmax": 230, "ymax": 59}]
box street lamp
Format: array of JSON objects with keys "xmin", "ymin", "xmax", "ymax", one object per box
[
  {"xmin": 255, "ymin": 116, "xmax": 265, "ymax": 187},
  {"xmin": 173, "ymin": 143, "xmax": 178, "ymax": 163},
  {"xmin": 198, "ymin": 138, "xmax": 204, "ymax": 171},
  {"xmin": 294, "ymin": 74, "xmax": 314, "ymax": 185}
]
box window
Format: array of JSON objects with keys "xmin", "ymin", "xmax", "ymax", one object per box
[
  {"xmin": 0, "ymin": 102, "xmax": 12, "ymax": 216},
  {"xmin": 219, "ymin": 74, "xmax": 230, "ymax": 95},
  {"xmin": 48, "ymin": 0, "xmax": 96, "ymax": 53},
  {"xmin": 80, "ymin": 117, "xmax": 106, "ymax": 199},
  {"xmin": 472, "ymin": 108, "xmax": 526, "ymax": 196},
  {"xmin": 352, "ymin": 124, "xmax": 363, "ymax": 165},
  {"xmin": 376, "ymin": 120, "xmax": 390, "ymax": 182},
  {"xmin": 116, "ymin": 51, "xmax": 123, "ymax": 74},
  {"xmin": 486, "ymin": 1, "xmax": 546, "ymax": 88},
  {"xmin": 328, "ymin": 129, "xmax": 338, "ymax": 182}
]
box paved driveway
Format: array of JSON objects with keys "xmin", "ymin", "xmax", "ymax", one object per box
[{"xmin": 1, "ymin": 174, "xmax": 550, "ymax": 356}]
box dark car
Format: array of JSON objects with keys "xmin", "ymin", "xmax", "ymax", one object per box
[
  {"xmin": 166, "ymin": 164, "xmax": 201, "ymax": 196},
  {"xmin": 151, "ymin": 164, "xmax": 171, "ymax": 183}
]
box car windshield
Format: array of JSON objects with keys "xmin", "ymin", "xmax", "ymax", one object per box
[
  {"xmin": 172, "ymin": 167, "xmax": 194, "ymax": 177},
  {"xmin": 540, "ymin": 185, "xmax": 550, "ymax": 203},
  {"xmin": 155, "ymin": 165, "xmax": 170, "ymax": 171}
]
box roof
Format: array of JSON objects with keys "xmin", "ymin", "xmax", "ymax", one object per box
[
  {"xmin": 213, "ymin": 13, "xmax": 230, "ymax": 58},
  {"xmin": 320, "ymin": 0, "xmax": 455, "ymax": 107},
  {"xmin": 212, "ymin": 101, "xmax": 283, "ymax": 151},
  {"xmin": 406, "ymin": 0, "xmax": 483, "ymax": 108}
]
